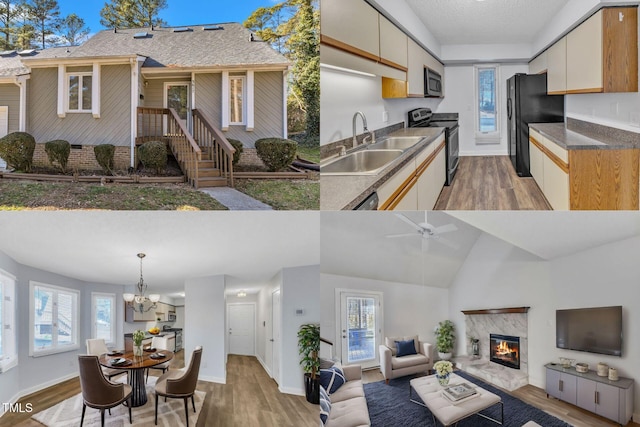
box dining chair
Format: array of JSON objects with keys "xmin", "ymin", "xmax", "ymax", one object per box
[
  {"xmin": 86, "ymin": 338, "xmax": 127, "ymax": 381},
  {"xmin": 154, "ymin": 346, "xmax": 202, "ymax": 427},
  {"xmin": 146, "ymin": 335, "xmax": 171, "ymax": 382},
  {"xmin": 78, "ymin": 355, "xmax": 133, "ymax": 427}
]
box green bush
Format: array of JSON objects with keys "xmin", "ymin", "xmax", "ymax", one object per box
[
  {"xmin": 44, "ymin": 140, "xmax": 71, "ymax": 173},
  {"xmin": 0, "ymin": 132, "xmax": 36, "ymax": 172},
  {"xmin": 254, "ymin": 138, "xmax": 298, "ymax": 172},
  {"xmin": 138, "ymin": 140, "xmax": 167, "ymax": 174},
  {"xmin": 227, "ymin": 138, "xmax": 244, "ymax": 165},
  {"xmin": 94, "ymin": 144, "xmax": 115, "ymax": 174}
]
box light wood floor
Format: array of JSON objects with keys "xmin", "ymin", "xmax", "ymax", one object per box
[
  {"xmin": 435, "ymin": 156, "xmax": 552, "ymax": 210},
  {"xmin": 1, "ymin": 353, "xmax": 317, "ymax": 427},
  {"xmin": 362, "ymin": 368, "xmax": 639, "ymax": 427}
]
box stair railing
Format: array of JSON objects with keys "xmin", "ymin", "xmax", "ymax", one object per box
[{"xmin": 192, "ymin": 109, "xmax": 236, "ymax": 187}]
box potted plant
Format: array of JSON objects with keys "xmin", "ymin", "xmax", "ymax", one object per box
[
  {"xmin": 297, "ymin": 323, "xmax": 320, "ymax": 404},
  {"xmin": 132, "ymin": 330, "xmax": 145, "ymax": 357},
  {"xmin": 435, "ymin": 320, "xmax": 455, "ymax": 360}
]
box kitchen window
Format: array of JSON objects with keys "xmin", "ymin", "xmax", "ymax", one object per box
[
  {"xmin": 475, "ymin": 65, "xmax": 500, "ymax": 139},
  {"xmin": 91, "ymin": 293, "xmax": 115, "ymax": 346},
  {"xmin": 30, "ymin": 282, "xmax": 80, "ymax": 357},
  {"xmin": 229, "ymin": 75, "xmax": 245, "ymax": 125},
  {"xmin": 0, "ymin": 269, "xmax": 17, "ymax": 373},
  {"xmin": 67, "ymin": 73, "xmax": 92, "ymax": 113}
]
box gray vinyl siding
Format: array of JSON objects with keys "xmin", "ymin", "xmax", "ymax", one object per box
[
  {"xmin": 0, "ymin": 83, "xmax": 20, "ymax": 133},
  {"xmin": 28, "ymin": 64, "xmax": 131, "ymax": 147},
  {"xmin": 142, "ymin": 78, "xmax": 190, "ymax": 136},
  {"xmin": 195, "ymin": 71, "xmax": 284, "ymax": 147}
]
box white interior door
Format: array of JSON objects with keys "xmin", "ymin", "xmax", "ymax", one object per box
[
  {"xmin": 228, "ymin": 303, "xmax": 255, "ymax": 356},
  {"xmin": 0, "ymin": 106, "xmax": 8, "ymax": 169},
  {"xmin": 339, "ymin": 291, "xmax": 382, "ymax": 369},
  {"xmin": 271, "ymin": 289, "xmax": 281, "ymax": 385}
]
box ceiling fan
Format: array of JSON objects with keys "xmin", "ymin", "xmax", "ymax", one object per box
[{"xmin": 386, "ymin": 212, "xmax": 459, "ymax": 251}]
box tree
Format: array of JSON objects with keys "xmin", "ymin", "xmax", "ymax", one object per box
[
  {"xmin": 0, "ymin": 0, "xmax": 20, "ymax": 50},
  {"xmin": 26, "ymin": 0, "xmax": 61, "ymax": 49},
  {"xmin": 244, "ymin": 3, "xmax": 293, "ymax": 54},
  {"xmin": 59, "ymin": 13, "xmax": 89, "ymax": 46},
  {"xmin": 100, "ymin": 0, "xmax": 167, "ymax": 29},
  {"xmin": 14, "ymin": 2, "xmax": 35, "ymax": 50}
]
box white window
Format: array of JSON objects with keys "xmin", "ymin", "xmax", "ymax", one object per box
[
  {"xmin": 91, "ymin": 293, "xmax": 116, "ymax": 346},
  {"xmin": 67, "ymin": 72, "xmax": 93, "ymax": 113},
  {"xmin": 0, "ymin": 269, "xmax": 17, "ymax": 373},
  {"xmin": 229, "ymin": 75, "xmax": 245, "ymax": 125},
  {"xmin": 475, "ymin": 65, "xmax": 500, "ymax": 139},
  {"xmin": 30, "ymin": 282, "xmax": 80, "ymax": 357}
]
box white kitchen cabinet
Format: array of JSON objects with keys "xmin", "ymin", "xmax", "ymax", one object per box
[
  {"xmin": 542, "ymin": 155, "xmax": 570, "ymax": 211},
  {"xmin": 379, "ymin": 14, "xmax": 407, "ymax": 70},
  {"xmin": 407, "ymin": 38, "xmax": 425, "ymax": 97},
  {"xmin": 320, "ymin": 0, "xmax": 380, "ymax": 61},
  {"xmin": 377, "ymin": 158, "xmax": 417, "ymax": 210},
  {"xmin": 417, "ymin": 135, "xmax": 446, "ymax": 210},
  {"xmin": 567, "ymin": 10, "xmax": 603, "ymax": 93},
  {"xmin": 547, "ymin": 36, "xmax": 567, "ymax": 94},
  {"xmin": 529, "ymin": 51, "xmax": 548, "ymax": 74},
  {"xmin": 529, "ymin": 139, "xmax": 544, "ymax": 190},
  {"xmin": 529, "ymin": 131, "xmax": 569, "ymax": 211}
]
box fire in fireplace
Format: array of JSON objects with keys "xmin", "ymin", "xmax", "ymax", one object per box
[{"xmin": 490, "ymin": 334, "xmax": 520, "ymax": 369}]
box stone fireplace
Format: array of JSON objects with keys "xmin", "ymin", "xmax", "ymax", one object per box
[{"xmin": 489, "ymin": 333, "xmax": 520, "ymax": 369}]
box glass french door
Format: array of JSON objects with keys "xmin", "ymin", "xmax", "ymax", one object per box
[
  {"xmin": 164, "ymin": 83, "xmax": 190, "ymax": 133},
  {"xmin": 340, "ymin": 291, "xmax": 382, "ymax": 369}
]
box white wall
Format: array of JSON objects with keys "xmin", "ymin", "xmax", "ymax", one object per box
[
  {"xmin": 438, "ymin": 63, "xmax": 529, "ymax": 156},
  {"xmin": 442, "ymin": 44, "xmax": 532, "ymax": 63},
  {"xmin": 256, "ymin": 282, "xmax": 276, "ymax": 374},
  {"xmin": 280, "ymin": 265, "xmax": 320, "ymax": 396},
  {"xmin": 184, "ymin": 275, "xmax": 226, "ymax": 383},
  {"xmin": 320, "ymin": 273, "xmax": 449, "ymax": 365}
]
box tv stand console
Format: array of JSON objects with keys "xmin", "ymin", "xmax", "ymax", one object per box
[{"xmin": 545, "ymin": 363, "xmax": 634, "ymax": 425}]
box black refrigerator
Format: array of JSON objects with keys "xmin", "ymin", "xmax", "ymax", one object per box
[{"xmin": 507, "ymin": 73, "xmax": 564, "ymax": 177}]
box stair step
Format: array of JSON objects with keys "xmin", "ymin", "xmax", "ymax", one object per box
[
  {"xmin": 198, "ymin": 168, "xmax": 221, "ymax": 178},
  {"xmin": 199, "ymin": 160, "xmax": 215, "ymax": 169},
  {"xmin": 200, "ymin": 152, "xmax": 212, "ymax": 160},
  {"xmin": 197, "ymin": 177, "xmax": 227, "ymax": 188}
]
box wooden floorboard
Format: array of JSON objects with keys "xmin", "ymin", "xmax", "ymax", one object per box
[
  {"xmin": 361, "ymin": 367, "xmax": 639, "ymax": 427},
  {"xmin": 435, "ymin": 156, "xmax": 552, "ymax": 210},
  {"xmin": 1, "ymin": 353, "xmax": 317, "ymax": 427}
]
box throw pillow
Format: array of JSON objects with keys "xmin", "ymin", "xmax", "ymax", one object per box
[
  {"xmin": 320, "ymin": 386, "xmax": 331, "ymax": 426},
  {"xmin": 320, "ymin": 357, "xmax": 335, "ymax": 369},
  {"xmin": 320, "ymin": 365, "xmax": 346, "ymax": 394},
  {"xmin": 395, "ymin": 339, "xmax": 418, "ymax": 357}
]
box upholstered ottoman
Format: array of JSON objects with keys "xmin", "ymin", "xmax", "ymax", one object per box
[{"xmin": 409, "ymin": 373, "xmax": 503, "ymax": 426}]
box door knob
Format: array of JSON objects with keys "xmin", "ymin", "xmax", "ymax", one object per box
[{"xmin": 270, "ymin": 339, "xmax": 274, "ymax": 342}]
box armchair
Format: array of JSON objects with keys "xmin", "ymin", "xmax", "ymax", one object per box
[{"xmin": 379, "ymin": 335, "xmax": 433, "ymax": 384}]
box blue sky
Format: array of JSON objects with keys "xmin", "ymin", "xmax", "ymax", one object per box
[{"xmin": 57, "ymin": 0, "xmax": 280, "ymax": 33}]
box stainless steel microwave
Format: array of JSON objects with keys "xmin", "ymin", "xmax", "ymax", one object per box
[
  {"xmin": 425, "ymin": 68, "xmax": 443, "ymax": 97},
  {"xmin": 168, "ymin": 312, "xmax": 176, "ymax": 321}
]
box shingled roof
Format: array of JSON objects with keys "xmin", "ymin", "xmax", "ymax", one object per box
[{"xmin": 0, "ymin": 51, "xmax": 31, "ymax": 77}]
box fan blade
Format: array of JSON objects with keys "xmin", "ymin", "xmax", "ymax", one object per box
[
  {"xmin": 433, "ymin": 236, "xmax": 460, "ymax": 250},
  {"xmin": 394, "ymin": 213, "xmax": 423, "ymax": 232},
  {"xmin": 385, "ymin": 233, "xmax": 419, "ymax": 239},
  {"xmin": 433, "ymin": 224, "xmax": 458, "ymax": 235}
]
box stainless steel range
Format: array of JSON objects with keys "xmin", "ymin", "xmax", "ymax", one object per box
[
  {"xmin": 408, "ymin": 108, "xmax": 459, "ymax": 186},
  {"xmin": 163, "ymin": 325, "xmax": 183, "ymax": 352}
]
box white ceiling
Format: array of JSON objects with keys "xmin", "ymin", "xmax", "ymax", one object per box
[
  {"xmin": 404, "ymin": 0, "xmax": 571, "ymax": 45},
  {"xmin": 0, "ymin": 212, "xmax": 320, "ymax": 296},
  {"xmin": 321, "ymin": 211, "xmax": 640, "ymax": 287}
]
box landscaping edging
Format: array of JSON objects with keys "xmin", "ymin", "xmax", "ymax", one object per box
[
  {"xmin": 0, "ymin": 171, "xmax": 185, "ymax": 184},
  {"xmin": 234, "ymin": 171, "xmax": 317, "ymax": 179}
]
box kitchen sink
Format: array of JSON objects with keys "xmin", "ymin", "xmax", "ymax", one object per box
[
  {"xmin": 367, "ymin": 136, "xmax": 424, "ymax": 151},
  {"xmin": 321, "ymin": 149, "xmax": 403, "ymax": 175}
]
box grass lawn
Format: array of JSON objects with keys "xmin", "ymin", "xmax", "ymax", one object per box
[
  {"xmin": 234, "ymin": 179, "xmax": 319, "ymax": 210},
  {"xmin": 0, "ymin": 180, "xmax": 227, "ymax": 210},
  {"xmin": 297, "ymin": 144, "xmax": 320, "ymax": 164}
]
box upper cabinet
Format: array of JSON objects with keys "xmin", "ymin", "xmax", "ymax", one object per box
[
  {"xmin": 379, "ymin": 14, "xmax": 408, "ymax": 70},
  {"xmin": 321, "ymin": 0, "xmax": 380, "ymax": 61},
  {"xmin": 407, "ymin": 38, "xmax": 444, "ymax": 98},
  {"xmin": 529, "ymin": 51, "xmax": 548, "ymax": 75},
  {"xmin": 544, "ymin": 6, "xmax": 638, "ymax": 95},
  {"xmin": 547, "ymin": 36, "xmax": 567, "ymax": 94}
]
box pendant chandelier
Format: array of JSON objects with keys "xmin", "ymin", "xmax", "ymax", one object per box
[{"xmin": 123, "ymin": 253, "xmax": 160, "ymax": 313}]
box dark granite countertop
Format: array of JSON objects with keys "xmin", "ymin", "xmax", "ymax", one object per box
[
  {"xmin": 320, "ymin": 127, "xmax": 445, "ymax": 210},
  {"xmin": 530, "ymin": 122, "xmax": 639, "ymax": 150}
]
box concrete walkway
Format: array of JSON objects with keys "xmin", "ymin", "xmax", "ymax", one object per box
[{"xmin": 199, "ymin": 187, "xmax": 272, "ymax": 210}]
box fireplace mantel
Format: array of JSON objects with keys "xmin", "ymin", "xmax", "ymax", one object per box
[{"xmin": 462, "ymin": 307, "xmax": 530, "ymax": 315}]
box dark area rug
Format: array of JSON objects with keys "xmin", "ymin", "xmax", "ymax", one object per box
[{"xmin": 363, "ymin": 371, "xmax": 572, "ymax": 427}]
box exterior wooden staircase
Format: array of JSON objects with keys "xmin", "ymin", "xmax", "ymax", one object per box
[{"xmin": 137, "ymin": 107, "xmax": 235, "ymax": 189}]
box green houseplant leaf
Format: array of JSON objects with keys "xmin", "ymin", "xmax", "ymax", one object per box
[
  {"xmin": 297, "ymin": 323, "xmax": 320, "ymax": 378},
  {"xmin": 435, "ymin": 320, "xmax": 455, "ymax": 353}
]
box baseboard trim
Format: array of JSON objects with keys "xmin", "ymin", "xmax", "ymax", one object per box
[
  {"xmin": 0, "ymin": 372, "xmax": 79, "ymax": 418},
  {"xmin": 279, "ymin": 386, "xmax": 305, "ymax": 396},
  {"xmin": 256, "ymin": 355, "xmax": 272, "ymax": 378},
  {"xmin": 198, "ymin": 375, "xmax": 226, "ymax": 384}
]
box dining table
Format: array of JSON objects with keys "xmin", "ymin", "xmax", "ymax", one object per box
[{"xmin": 98, "ymin": 349, "xmax": 174, "ymax": 407}]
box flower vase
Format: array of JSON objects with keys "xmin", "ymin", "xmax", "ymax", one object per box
[
  {"xmin": 133, "ymin": 344, "xmax": 143, "ymax": 357},
  {"xmin": 437, "ymin": 372, "xmax": 450, "ymax": 386}
]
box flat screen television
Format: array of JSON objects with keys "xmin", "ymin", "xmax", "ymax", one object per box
[{"xmin": 556, "ymin": 306, "xmax": 622, "ymax": 356}]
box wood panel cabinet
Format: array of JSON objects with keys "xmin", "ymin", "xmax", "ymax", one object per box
[
  {"xmin": 382, "ymin": 77, "xmax": 407, "ymax": 98},
  {"xmin": 379, "ymin": 14, "xmax": 407, "ymax": 70},
  {"xmin": 529, "ymin": 51, "xmax": 548, "ymax": 74},
  {"xmin": 320, "ymin": 0, "xmax": 380, "ymax": 61},
  {"xmin": 547, "ymin": 36, "xmax": 567, "ymax": 94}
]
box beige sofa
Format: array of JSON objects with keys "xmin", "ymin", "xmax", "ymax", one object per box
[
  {"xmin": 323, "ymin": 364, "xmax": 370, "ymax": 427},
  {"xmin": 379, "ymin": 335, "xmax": 433, "ymax": 384}
]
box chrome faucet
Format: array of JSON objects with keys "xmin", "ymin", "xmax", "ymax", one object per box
[{"xmin": 352, "ymin": 111, "xmax": 375, "ymax": 148}]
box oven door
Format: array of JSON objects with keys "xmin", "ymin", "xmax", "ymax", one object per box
[{"xmin": 446, "ymin": 126, "xmax": 460, "ymax": 185}]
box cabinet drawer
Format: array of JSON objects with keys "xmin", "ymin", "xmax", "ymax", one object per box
[{"xmin": 378, "ymin": 159, "xmax": 416, "ymax": 210}]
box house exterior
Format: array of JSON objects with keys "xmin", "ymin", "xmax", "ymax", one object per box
[{"xmin": 0, "ymin": 23, "xmax": 290, "ymax": 179}]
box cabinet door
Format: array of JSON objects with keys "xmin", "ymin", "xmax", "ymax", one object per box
[
  {"xmin": 543, "ymin": 155, "xmax": 570, "ymax": 210},
  {"xmin": 378, "ymin": 159, "xmax": 416, "ymax": 209},
  {"xmin": 595, "ymin": 383, "xmax": 621, "ymax": 422},
  {"xmin": 529, "ymin": 139, "xmax": 544, "ymax": 191},
  {"xmin": 407, "ymin": 38, "xmax": 425, "ymax": 97},
  {"xmin": 529, "ymin": 51, "xmax": 548, "ymax": 74},
  {"xmin": 567, "ymin": 10, "xmax": 603, "ymax": 93},
  {"xmin": 560, "ymin": 373, "xmax": 577, "ymax": 405},
  {"xmin": 417, "ymin": 146, "xmax": 446, "ymax": 210},
  {"xmin": 379, "ymin": 14, "xmax": 407, "ymax": 69},
  {"xmin": 321, "ymin": 0, "xmax": 380, "ymax": 60},
  {"xmin": 576, "ymin": 377, "xmax": 597, "ymax": 412},
  {"xmin": 547, "ymin": 37, "xmax": 567, "ymax": 94},
  {"xmin": 392, "ymin": 181, "xmax": 418, "ymax": 211},
  {"xmin": 546, "ymin": 369, "xmax": 562, "ymax": 399}
]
